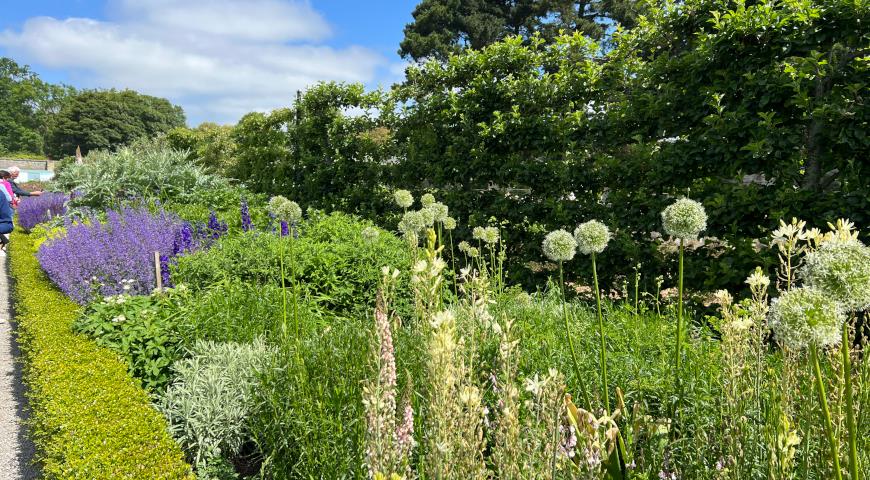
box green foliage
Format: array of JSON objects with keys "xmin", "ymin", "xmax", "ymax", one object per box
[
  {"xmin": 0, "ymin": 57, "xmax": 74, "ymax": 155},
  {"xmin": 165, "ymin": 123, "xmax": 238, "ymax": 177},
  {"xmin": 51, "ymin": 137, "xmax": 230, "ymax": 210},
  {"xmin": 45, "ymin": 88, "xmax": 185, "ymax": 158},
  {"xmin": 74, "ymin": 290, "xmax": 189, "ymax": 391},
  {"xmin": 160, "ymin": 339, "xmax": 275, "ymax": 468},
  {"xmin": 172, "ymin": 210, "xmax": 413, "ymax": 317},
  {"xmin": 8, "ymin": 231, "xmax": 192, "ymax": 479},
  {"xmin": 234, "ymin": 82, "xmax": 396, "ymax": 218},
  {"xmin": 398, "ymin": 0, "xmax": 645, "ymax": 61}
]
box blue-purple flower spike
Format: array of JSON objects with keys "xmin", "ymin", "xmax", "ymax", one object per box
[{"xmin": 241, "ymin": 198, "xmax": 252, "ymax": 232}]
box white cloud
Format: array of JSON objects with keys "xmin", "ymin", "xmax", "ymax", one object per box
[{"xmin": 0, "ymin": 1, "xmax": 388, "ymax": 124}]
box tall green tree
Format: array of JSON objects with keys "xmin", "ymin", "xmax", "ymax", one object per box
[
  {"xmin": 45, "ymin": 89, "xmax": 185, "ymax": 158},
  {"xmin": 166, "ymin": 123, "xmax": 238, "ymax": 176},
  {"xmin": 0, "ymin": 57, "xmax": 73, "ymax": 155},
  {"xmin": 398, "ymin": 0, "xmax": 645, "ymax": 61}
]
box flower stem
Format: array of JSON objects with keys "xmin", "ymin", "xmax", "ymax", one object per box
[
  {"xmin": 592, "ymin": 253, "xmax": 609, "ymax": 414},
  {"xmin": 842, "ymin": 320, "xmax": 859, "ymax": 480},
  {"xmin": 560, "ymin": 262, "xmax": 591, "ymax": 408},
  {"xmin": 674, "ymin": 240, "xmax": 684, "ymax": 414},
  {"xmin": 811, "ymin": 343, "xmax": 843, "ymax": 480},
  {"xmin": 280, "ymin": 237, "xmax": 287, "ymax": 337}
]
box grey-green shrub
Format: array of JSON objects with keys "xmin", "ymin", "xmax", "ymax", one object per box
[
  {"xmin": 160, "ymin": 338, "xmax": 275, "ymax": 468},
  {"xmin": 51, "ymin": 136, "xmax": 229, "ymax": 209}
]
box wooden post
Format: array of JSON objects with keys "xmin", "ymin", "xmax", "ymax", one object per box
[{"xmin": 154, "ymin": 251, "xmax": 162, "ymax": 291}]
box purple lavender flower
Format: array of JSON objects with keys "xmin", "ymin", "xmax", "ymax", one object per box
[
  {"xmin": 17, "ymin": 192, "xmax": 68, "ymax": 230},
  {"xmin": 159, "ymin": 254, "xmax": 174, "ymax": 288},
  {"xmin": 37, "ymin": 207, "xmax": 190, "ymax": 303},
  {"xmin": 240, "ymin": 198, "xmax": 252, "ymax": 232}
]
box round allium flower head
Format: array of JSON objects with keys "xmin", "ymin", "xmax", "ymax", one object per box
[
  {"xmin": 472, "ymin": 226, "xmax": 486, "ymax": 241},
  {"xmin": 768, "ymin": 287, "xmax": 846, "ymax": 350},
  {"xmin": 420, "ymin": 193, "xmax": 436, "ymax": 207},
  {"xmin": 661, "ymin": 198, "xmax": 707, "ymax": 239},
  {"xmin": 800, "ymin": 241, "xmax": 870, "ymax": 312},
  {"xmin": 361, "ymin": 226, "xmax": 379, "ymax": 243},
  {"xmin": 442, "ymin": 216, "xmax": 457, "ymax": 230},
  {"xmin": 481, "ymin": 226, "xmax": 500, "ymax": 245},
  {"xmin": 399, "ymin": 210, "xmax": 426, "ymax": 233},
  {"xmin": 427, "ymin": 202, "xmax": 449, "ymax": 223},
  {"xmin": 542, "ymin": 229, "xmax": 577, "ymax": 262},
  {"xmin": 268, "ymin": 196, "xmax": 302, "ymax": 223},
  {"xmin": 458, "ymin": 241, "xmax": 471, "ymax": 254},
  {"xmin": 419, "ymin": 207, "xmax": 436, "ymax": 227},
  {"xmin": 394, "ymin": 189, "xmax": 414, "ymax": 209},
  {"xmin": 573, "ymin": 220, "xmax": 611, "ymax": 255}
]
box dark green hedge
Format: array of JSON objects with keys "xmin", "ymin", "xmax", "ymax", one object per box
[{"xmin": 9, "ymin": 230, "xmax": 193, "ymax": 479}]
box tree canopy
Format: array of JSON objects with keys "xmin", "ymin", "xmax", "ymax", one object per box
[
  {"xmin": 45, "ymin": 89, "xmax": 186, "ymax": 158},
  {"xmin": 398, "ymin": 0, "xmax": 646, "ymax": 61}
]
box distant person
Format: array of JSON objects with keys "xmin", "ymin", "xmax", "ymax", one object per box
[
  {"xmin": 7, "ymin": 166, "xmax": 43, "ymax": 199},
  {"xmin": 0, "ymin": 176, "xmax": 13, "ymax": 253},
  {"xmin": 0, "ymin": 171, "xmax": 16, "ymax": 209}
]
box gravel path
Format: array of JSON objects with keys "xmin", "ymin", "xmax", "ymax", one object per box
[{"xmin": 0, "ymin": 252, "xmax": 38, "ymax": 479}]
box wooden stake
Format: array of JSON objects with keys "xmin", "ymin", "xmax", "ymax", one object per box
[{"xmin": 154, "ymin": 251, "xmax": 162, "ymax": 291}]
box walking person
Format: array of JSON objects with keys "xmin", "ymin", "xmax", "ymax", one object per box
[{"xmin": 0, "ymin": 173, "xmax": 13, "ymax": 254}]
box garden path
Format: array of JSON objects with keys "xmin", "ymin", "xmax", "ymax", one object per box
[{"xmin": 0, "ymin": 253, "xmax": 37, "ymax": 479}]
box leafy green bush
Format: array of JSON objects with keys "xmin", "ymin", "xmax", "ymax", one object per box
[
  {"xmin": 73, "ymin": 289, "xmax": 190, "ymax": 391},
  {"xmin": 50, "ymin": 136, "xmax": 230, "ymax": 210},
  {"xmin": 172, "ymin": 211, "xmax": 413, "ymax": 317},
  {"xmin": 160, "ymin": 339, "xmax": 275, "ymax": 470},
  {"xmin": 9, "ymin": 231, "xmax": 192, "ymax": 479}
]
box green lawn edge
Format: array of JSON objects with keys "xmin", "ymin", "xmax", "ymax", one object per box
[{"xmin": 9, "ymin": 230, "xmax": 193, "ymax": 479}]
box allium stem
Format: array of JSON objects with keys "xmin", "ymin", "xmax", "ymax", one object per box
[
  {"xmin": 811, "ymin": 343, "xmax": 843, "ymax": 480},
  {"xmin": 560, "ymin": 262, "xmax": 591, "ymax": 408},
  {"xmin": 842, "ymin": 320, "xmax": 859, "ymax": 480},
  {"xmin": 592, "ymin": 253, "xmax": 609, "ymax": 414},
  {"xmin": 449, "ymin": 230, "xmax": 458, "ymax": 299},
  {"xmin": 280, "ymin": 237, "xmax": 288, "ymax": 337},
  {"xmin": 674, "ymin": 240, "xmax": 685, "ymax": 414}
]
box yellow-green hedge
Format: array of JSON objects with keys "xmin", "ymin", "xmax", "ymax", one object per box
[{"xmin": 9, "ymin": 231, "xmax": 193, "ymax": 479}]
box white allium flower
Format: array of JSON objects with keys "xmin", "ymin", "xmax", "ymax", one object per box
[
  {"xmin": 394, "ymin": 189, "xmax": 414, "ymax": 208},
  {"xmin": 472, "ymin": 226, "xmax": 486, "ymax": 241},
  {"xmin": 800, "ymin": 241, "xmax": 870, "ymax": 312},
  {"xmin": 420, "ymin": 193, "xmax": 436, "ymax": 207},
  {"xmin": 458, "ymin": 241, "xmax": 471, "ymax": 254},
  {"xmin": 467, "ymin": 247, "xmax": 480, "ymax": 258},
  {"xmin": 399, "ymin": 211, "xmax": 426, "ymax": 233},
  {"xmin": 428, "ymin": 202, "xmax": 449, "ymax": 223},
  {"xmin": 662, "ymin": 198, "xmax": 707, "ymax": 239},
  {"xmin": 481, "ymin": 226, "xmax": 500, "ymax": 245},
  {"xmin": 768, "ymin": 287, "xmax": 846, "ymax": 349},
  {"xmin": 542, "ymin": 229, "xmax": 577, "ymax": 262},
  {"xmin": 573, "ymin": 220, "xmax": 611, "ymax": 255},
  {"xmin": 361, "ymin": 226, "xmax": 379, "ymax": 243},
  {"xmin": 419, "ymin": 207, "xmax": 436, "ymax": 227},
  {"xmin": 442, "ymin": 216, "xmax": 457, "ymax": 230},
  {"xmin": 268, "ymin": 195, "xmax": 302, "ymax": 223}
]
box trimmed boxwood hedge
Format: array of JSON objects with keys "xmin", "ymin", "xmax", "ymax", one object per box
[{"xmin": 9, "ymin": 230, "xmax": 193, "ymax": 479}]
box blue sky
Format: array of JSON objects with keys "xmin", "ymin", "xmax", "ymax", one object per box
[{"xmin": 0, "ymin": 1, "xmax": 417, "ymax": 124}]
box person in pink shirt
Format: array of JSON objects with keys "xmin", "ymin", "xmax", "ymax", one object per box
[{"xmin": 0, "ymin": 170, "xmax": 15, "ymax": 208}]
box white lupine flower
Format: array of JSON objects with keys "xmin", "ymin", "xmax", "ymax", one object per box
[
  {"xmin": 574, "ymin": 220, "xmax": 611, "ymax": 255},
  {"xmin": 768, "ymin": 287, "xmax": 846, "ymax": 349},
  {"xmin": 542, "ymin": 229, "xmax": 577, "ymax": 262},
  {"xmin": 662, "ymin": 198, "xmax": 707, "ymax": 239},
  {"xmin": 800, "ymin": 241, "xmax": 870, "ymax": 312},
  {"xmin": 394, "ymin": 189, "xmax": 414, "ymax": 208}
]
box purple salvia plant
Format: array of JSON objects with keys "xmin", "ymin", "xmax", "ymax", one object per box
[
  {"xmin": 240, "ymin": 198, "xmax": 252, "ymax": 232},
  {"xmin": 280, "ymin": 221, "xmax": 290, "ymax": 237},
  {"xmin": 159, "ymin": 254, "xmax": 174, "ymax": 289},
  {"xmin": 37, "ymin": 207, "xmax": 189, "ymax": 304},
  {"xmin": 17, "ymin": 192, "xmax": 68, "ymax": 230}
]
